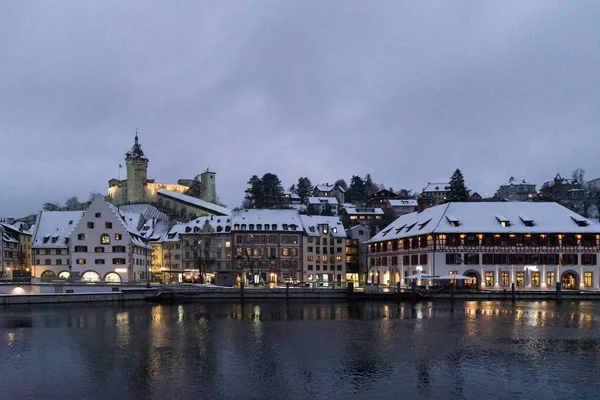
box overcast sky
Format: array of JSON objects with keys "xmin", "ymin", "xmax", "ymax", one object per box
[{"xmin": 1, "ymin": 1, "xmax": 599, "ymax": 217}]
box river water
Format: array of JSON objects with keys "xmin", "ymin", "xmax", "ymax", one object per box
[{"xmin": 1, "ymin": 300, "xmax": 600, "ymax": 400}]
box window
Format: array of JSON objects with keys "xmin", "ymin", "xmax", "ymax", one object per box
[
  {"xmin": 562, "ymin": 254, "xmax": 578, "ymax": 265},
  {"xmin": 95, "ymin": 259, "xmax": 105, "ymax": 264},
  {"xmin": 501, "ymin": 271, "xmax": 509, "ymax": 286},
  {"xmin": 76, "ymin": 258, "xmax": 86, "ymax": 265},
  {"xmin": 582, "ymin": 254, "xmax": 597, "ymax": 265},
  {"xmin": 78, "ymin": 233, "xmax": 85, "ymax": 240},
  {"xmin": 445, "ymin": 253, "xmax": 461, "ymax": 265},
  {"xmin": 485, "ymin": 272, "xmax": 494, "ymax": 287},
  {"xmin": 308, "ymin": 265, "xmax": 313, "ymax": 270},
  {"xmin": 584, "ymin": 272, "xmax": 593, "ymax": 287},
  {"xmin": 419, "ymin": 254, "xmax": 428, "ymax": 265},
  {"xmin": 531, "ymin": 272, "xmax": 540, "ymax": 287},
  {"xmin": 87, "ymin": 222, "xmax": 94, "ymax": 229},
  {"xmin": 115, "ymin": 234, "xmax": 122, "ymax": 240},
  {"xmin": 403, "ymin": 255, "xmax": 410, "ymax": 265},
  {"xmin": 56, "ymin": 259, "xmax": 62, "ymax": 265},
  {"xmin": 95, "ymin": 212, "xmax": 101, "ymax": 218},
  {"xmin": 411, "ymin": 255, "xmax": 418, "ymax": 265},
  {"xmin": 516, "ymin": 271, "xmax": 524, "ymax": 287},
  {"xmin": 464, "ymin": 254, "xmax": 479, "ymax": 265},
  {"xmin": 74, "ymin": 246, "xmax": 88, "ymax": 252},
  {"xmin": 112, "ymin": 246, "xmax": 126, "ymax": 252},
  {"xmin": 105, "ymin": 222, "xmax": 112, "ymax": 229},
  {"xmin": 547, "ymin": 272, "xmax": 555, "ymax": 286},
  {"xmin": 101, "ymin": 234, "xmax": 110, "ymax": 244},
  {"xmin": 113, "ymin": 258, "xmax": 126, "ymax": 265},
  {"xmin": 95, "ymin": 247, "xmax": 104, "ymax": 253},
  {"xmin": 45, "ymin": 259, "xmax": 51, "ymax": 265}
]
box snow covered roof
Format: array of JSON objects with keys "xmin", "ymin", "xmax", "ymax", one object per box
[
  {"xmin": 500, "ymin": 178, "xmax": 534, "ymax": 186},
  {"xmin": 369, "ymin": 202, "xmax": 600, "ymax": 243},
  {"xmin": 388, "ymin": 199, "xmax": 418, "ymax": 207},
  {"xmin": 171, "ymin": 215, "xmax": 233, "ymax": 238},
  {"xmin": 158, "ymin": 189, "xmax": 230, "ymax": 216},
  {"xmin": 343, "ymin": 207, "xmax": 385, "ymax": 216},
  {"xmin": 315, "ymin": 183, "xmax": 345, "ymax": 193},
  {"xmin": 232, "ymin": 209, "xmax": 303, "ymax": 232},
  {"xmin": 118, "ymin": 204, "xmax": 170, "ymax": 221},
  {"xmin": 284, "ymin": 191, "xmax": 301, "ymax": 200},
  {"xmin": 422, "ymin": 182, "xmax": 449, "ymax": 193},
  {"xmin": 299, "ymin": 215, "xmax": 346, "ymax": 238},
  {"xmin": 33, "ymin": 211, "xmax": 84, "ymax": 248},
  {"xmin": 307, "ymin": 196, "xmax": 339, "ymax": 205}
]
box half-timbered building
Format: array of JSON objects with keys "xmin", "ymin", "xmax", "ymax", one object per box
[{"xmin": 367, "ymin": 202, "xmax": 600, "ymax": 290}]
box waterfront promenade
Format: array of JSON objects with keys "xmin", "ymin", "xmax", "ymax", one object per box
[{"xmin": 3, "ymin": 282, "xmax": 600, "ymax": 305}]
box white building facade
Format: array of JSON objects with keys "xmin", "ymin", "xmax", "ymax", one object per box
[
  {"xmin": 68, "ymin": 196, "xmax": 152, "ymax": 283},
  {"xmin": 367, "ymin": 202, "xmax": 600, "ymax": 290}
]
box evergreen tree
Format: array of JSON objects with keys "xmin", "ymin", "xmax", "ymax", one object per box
[
  {"xmin": 320, "ymin": 203, "xmax": 334, "ymax": 216},
  {"xmin": 364, "ymin": 174, "xmax": 379, "ymax": 198},
  {"xmin": 244, "ymin": 173, "xmax": 285, "ymax": 208},
  {"xmin": 244, "ymin": 175, "xmax": 263, "ymax": 208},
  {"xmin": 346, "ymin": 175, "xmax": 366, "ymax": 204},
  {"xmin": 261, "ymin": 173, "xmax": 285, "ymax": 208},
  {"xmin": 447, "ymin": 169, "xmax": 469, "ymax": 202},
  {"xmin": 296, "ymin": 177, "xmax": 313, "ymax": 203}
]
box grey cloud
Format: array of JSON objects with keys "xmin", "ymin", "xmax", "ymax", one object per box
[{"xmin": 1, "ymin": 0, "xmax": 599, "ymax": 216}]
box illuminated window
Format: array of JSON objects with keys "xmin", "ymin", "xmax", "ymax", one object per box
[
  {"xmin": 101, "ymin": 234, "xmax": 110, "ymax": 244},
  {"xmin": 115, "ymin": 234, "xmax": 122, "ymax": 240},
  {"xmin": 516, "ymin": 271, "xmax": 524, "ymax": 287},
  {"xmin": 76, "ymin": 258, "xmax": 86, "ymax": 265},
  {"xmin": 584, "ymin": 272, "xmax": 593, "ymax": 287},
  {"xmin": 501, "ymin": 271, "xmax": 509, "ymax": 286},
  {"xmin": 81, "ymin": 271, "xmax": 101, "ymax": 282},
  {"xmin": 547, "ymin": 272, "xmax": 555, "ymax": 286},
  {"xmin": 531, "ymin": 272, "xmax": 540, "ymax": 287},
  {"xmin": 485, "ymin": 272, "xmax": 494, "ymax": 287},
  {"xmin": 307, "ymin": 255, "xmax": 313, "ymax": 261}
]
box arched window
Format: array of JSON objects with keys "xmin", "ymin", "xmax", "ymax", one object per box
[
  {"xmin": 58, "ymin": 271, "xmax": 70, "ymax": 280},
  {"xmin": 101, "ymin": 234, "xmax": 111, "ymax": 244},
  {"xmin": 104, "ymin": 272, "xmax": 122, "ymax": 283},
  {"xmin": 41, "ymin": 270, "xmax": 56, "ymax": 282},
  {"xmin": 81, "ymin": 270, "xmax": 101, "ymax": 282}
]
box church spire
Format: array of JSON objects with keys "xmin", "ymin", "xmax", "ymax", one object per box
[{"xmin": 125, "ymin": 131, "xmax": 147, "ymax": 160}]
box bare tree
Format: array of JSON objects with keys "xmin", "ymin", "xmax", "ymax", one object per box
[
  {"xmin": 572, "ymin": 168, "xmax": 586, "ymax": 185},
  {"xmin": 188, "ymin": 235, "xmax": 214, "ymax": 284}
]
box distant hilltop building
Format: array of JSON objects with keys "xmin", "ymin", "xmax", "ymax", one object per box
[
  {"xmin": 496, "ymin": 177, "xmax": 537, "ymax": 201},
  {"xmin": 108, "ymin": 135, "xmax": 227, "ymax": 219}
]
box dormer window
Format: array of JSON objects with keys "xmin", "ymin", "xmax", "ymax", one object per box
[
  {"xmin": 217, "ymin": 226, "xmax": 223, "ymax": 233},
  {"xmin": 256, "ymin": 224, "xmax": 262, "ymax": 231},
  {"xmin": 418, "ymin": 219, "xmax": 432, "ymax": 230},
  {"xmin": 309, "ymin": 226, "xmax": 315, "ymax": 232},
  {"xmin": 495, "ymin": 214, "xmax": 510, "ymax": 227},
  {"xmin": 519, "ymin": 215, "xmax": 534, "ymax": 227},
  {"xmin": 264, "ymin": 225, "xmax": 270, "ymax": 231},
  {"xmin": 51, "ymin": 236, "xmax": 58, "ymax": 243},
  {"xmin": 321, "ymin": 225, "xmax": 328, "ymax": 234},
  {"xmin": 249, "ymin": 224, "xmax": 254, "ymax": 230},
  {"xmin": 241, "ymin": 224, "xmax": 247, "ymax": 230},
  {"xmin": 282, "ymin": 224, "xmax": 288, "ymax": 231},
  {"xmin": 445, "ymin": 215, "xmax": 460, "ymax": 227},
  {"xmin": 194, "ymin": 227, "xmax": 200, "ymax": 233},
  {"xmin": 185, "ymin": 227, "xmax": 191, "ymax": 233},
  {"xmin": 43, "ymin": 235, "xmax": 50, "ymax": 243},
  {"xmin": 571, "ymin": 216, "xmax": 589, "ymax": 227},
  {"xmin": 272, "ymin": 224, "xmax": 277, "ymax": 230},
  {"xmin": 234, "ymin": 224, "xmax": 240, "ymax": 231}
]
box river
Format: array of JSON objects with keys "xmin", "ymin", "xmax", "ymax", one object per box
[{"xmin": 1, "ymin": 300, "xmax": 599, "ymax": 399}]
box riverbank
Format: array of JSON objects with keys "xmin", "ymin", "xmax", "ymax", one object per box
[{"xmin": 3, "ymin": 283, "xmax": 600, "ymax": 305}]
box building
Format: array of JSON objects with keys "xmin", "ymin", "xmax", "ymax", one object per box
[
  {"xmin": 1, "ymin": 222, "xmax": 32, "ymax": 279},
  {"xmin": 68, "ymin": 196, "xmax": 152, "ymax": 283},
  {"xmin": 306, "ymin": 196, "xmax": 339, "ymax": 216},
  {"xmin": 32, "ymin": 210, "xmax": 85, "ymax": 281},
  {"xmin": 231, "ymin": 209, "xmax": 303, "ymax": 285},
  {"xmin": 300, "ymin": 215, "xmax": 346, "ymax": 286},
  {"xmin": 108, "ymin": 135, "xmax": 224, "ymax": 218},
  {"xmin": 387, "ymin": 199, "xmax": 418, "ymax": 217},
  {"xmin": 585, "ymin": 178, "xmax": 600, "ymax": 193},
  {"xmin": 419, "ymin": 182, "xmax": 449, "ymax": 207},
  {"xmin": 313, "ymin": 183, "xmax": 345, "ymax": 205},
  {"xmin": 345, "ymin": 224, "xmax": 371, "ymax": 285},
  {"xmin": 178, "ymin": 216, "xmax": 233, "ymax": 284},
  {"xmin": 539, "ymin": 174, "xmax": 581, "ymax": 202},
  {"xmin": 367, "ymin": 202, "xmax": 600, "ymax": 290},
  {"xmin": 367, "ymin": 189, "xmax": 399, "ymax": 207},
  {"xmin": 340, "ymin": 206, "xmax": 384, "ymax": 227},
  {"xmin": 496, "ymin": 178, "xmax": 537, "ymax": 201}
]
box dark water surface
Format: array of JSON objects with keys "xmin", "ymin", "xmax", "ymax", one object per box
[{"xmin": 2, "ymin": 300, "xmax": 600, "ymax": 400}]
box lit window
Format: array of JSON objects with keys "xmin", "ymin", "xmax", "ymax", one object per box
[
  {"xmin": 115, "ymin": 234, "xmax": 122, "ymax": 240},
  {"xmin": 76, "ymin": 258, "xmax": 86, "ymax": 265},
  {"xmin": 101, "ymin": 234, "xmax": 111, "ymax": 244}
]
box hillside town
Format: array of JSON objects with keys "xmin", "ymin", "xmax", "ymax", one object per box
[{"xmin": 2, "ymin": 136, "xmax": 600, "ymax": 290}]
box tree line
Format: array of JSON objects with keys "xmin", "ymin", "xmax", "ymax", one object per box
[{"xmin": 243, "ymin": 173, "xmax": 416, "ymax": 210}]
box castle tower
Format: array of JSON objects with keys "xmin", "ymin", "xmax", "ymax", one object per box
[
  {"xmin": 125, "ymin": 134, "xmax": 148, "ymax": 204},
  {"xmin": 200, "ymin": 169, "xmax": 216, "ymax": 203}
]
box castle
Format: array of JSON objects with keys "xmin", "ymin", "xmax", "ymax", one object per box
[{"xmin": 107, "ymin": 136, "xmax": 228, "ymax": 217}]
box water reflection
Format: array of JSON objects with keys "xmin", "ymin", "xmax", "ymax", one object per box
[{"xmin": 0, "ymin": 300, "xmax": 599, "ymax": 399}]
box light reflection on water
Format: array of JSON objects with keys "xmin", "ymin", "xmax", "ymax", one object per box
[{"xmin": 1, "ymin": 300, "xmax": 600, "ymax": 399}]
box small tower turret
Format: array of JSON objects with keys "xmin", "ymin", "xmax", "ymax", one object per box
[
  {"xmin": 125, "ymin": 134, "xmax": 149, "ymax": 204},
  {"xmin": 200, "ymin": 168, "xmax": 217, "ymax": 204}
]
